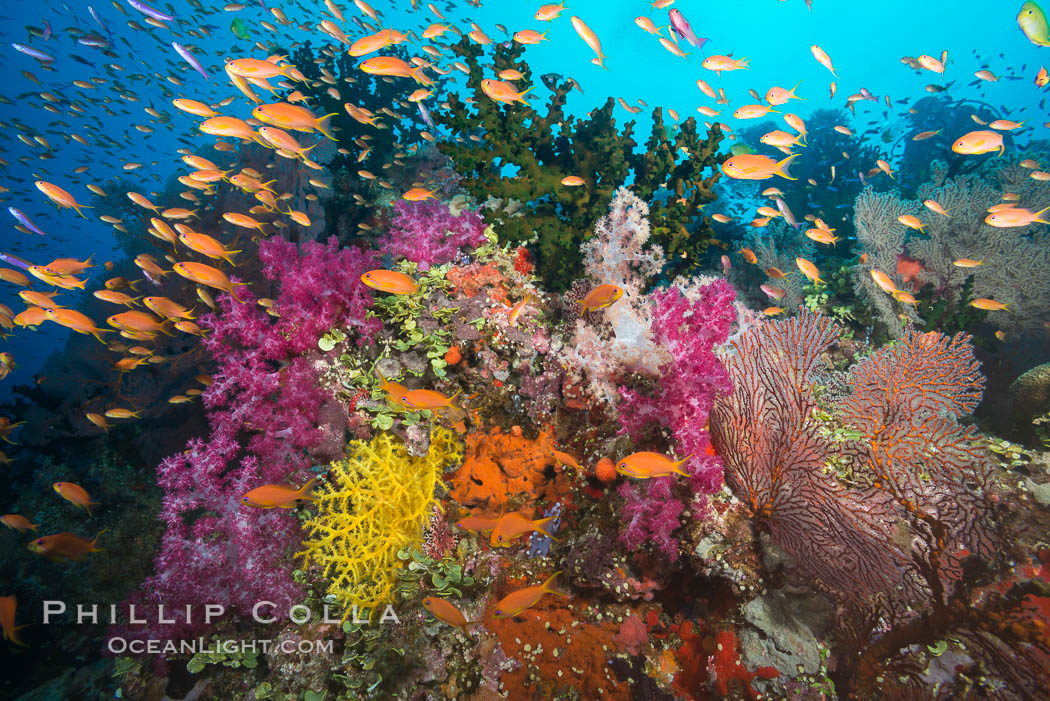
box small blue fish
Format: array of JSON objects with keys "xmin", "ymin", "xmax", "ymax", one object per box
[
  {"xmin": 41, "ymin": 21, "xmax": 52, "ymax": 41},
  {"xmin": 8, "ymin": 208, "xmax": 46, "ymax": 236},
  {"xmin": 0, "ymin": 252, "xmax": 33, "ymax": 270},
  {"xmin": 418, "ymin": 101, "xmax": 435, "ymax": 130},
  {"xmin": 11, "ymin": 43, "xmax": 54, "ymax": 62},
  {"xmin": 126, "ymin": 0, "xmax": 173, "ymax": 22},
  {"xmin": 172, "ymin": 42, "xmax": 209, "ymax": 81},
  {"xmin": 89, "ymin": 6, "xmax": 110, "ymax": 37}
]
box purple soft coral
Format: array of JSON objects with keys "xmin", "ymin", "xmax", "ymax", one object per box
[
  {"xmin": 616, "ymin": 278, "xmax": 736, "ymax": 559},
  {"xmin": 112, "ymin": 237, "xmax": 379, "ymax": 643},
  {"xmin": 380, "ymin": 199, "xmax": 486, "ymax": 269}
]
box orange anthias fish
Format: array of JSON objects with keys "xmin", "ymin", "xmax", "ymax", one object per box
[
  {"xmin": 455, "ymin": 515, "xmax": 500, "ymax": 532},
  {"xmin": 422, "ymin": 596, "xmax": 472, "ymax": 629},
  {"xmin": 53, "ymin": 482, "xmax": 99, "ymax": 516},
  {"xmin": 796, "ymin": 257, "xmax": 824, "ymax": 284},
  {"xmin": 480, "ymin": 79, "xmax": 533, "ymax": 105},
  {"xmin": 28, "ymin": 531, "xmax": 104, "ymax": 561},
  {"xmin": 951, "ymin": 130, "xmax": 1004, "ymax": 156},
  {"xmin": 721, "ymin": 154, "xmax": 799, "ymax": 180},
  {"xmin": 359, "ymin": 57, "xmax": 434, "ymax": 85},
  {"xmin": 240, "ymin": 477, "xmax": 317, "ymax": 508},
  {"xmin": 493, "ymin": 572, "xmax": 567, "ymax": 618},
  {"xmin": 984, "ymin": 206, "xmax": 1050, "ymax": 227},
  {"xmin": 490, "ymin": 512, "xmax": 558, "ymax": 547},
  {"xmin": 970, "ymin": 298, "xmax": 1009, "ymax": 311},
  {"xmin": 178, "ymin": 231, "xmax": 241, "ymax": 265},
  {"xmin": 35, "ymin": 181, "xmax": 93, "ymax": 217},
  {"xmin": 399, "ymin": 388, "xmax": 460, "ymax": 411},
  {"xmin": 361, "ymin": 270, "xmax": 418, "ymax": 295},
  {"xmin": 0, "ymin": 596, "xmax": 28, "ymax": 647},
  {"xmin": 570, "ymin": 16, "xmax": 607, "ymax": 68},
  {"xmin": 551, "ymin": 450, "xmax": 581, "ymax": 470},
  {"xmin": 252, "ymin": 103, "xmax": 338, "ymax": 140},
  {"xmin": 701, "ymin": 54, "xmax": 749, "ymax": 76},
  {"xmin": 579, "ymin": 284, "xmax": 623, "ymax": 314},
  {"xmin": 173, "ymin": 262, "xmax": 249, "ymax": 303},
  {"xmin": 1, "ymin": 514, "xmax": 39, "ymax": 532},
  {"xmin": 45, "ymin": 308, "xmax": 110, "ymax": 343},
  {"xmin": 615, "ymin": 451, "xmax": 692, "ymax": 479}
]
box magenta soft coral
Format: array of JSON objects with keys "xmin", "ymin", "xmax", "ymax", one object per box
[
  {"xmin": 380, "ymin": 199, "xmax": 486, "ymax": 269},
  {"xmin": 112, "ymin": 237, "xmax": 379, "ymax": 644},
  {"xmin": 616, "ymin": 278, "xmax": 736, "ymax": 559}
]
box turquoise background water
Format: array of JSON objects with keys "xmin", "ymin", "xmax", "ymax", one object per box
[{"xmin": 0, "ymin": 0, "xmax": 1045, "ymax": 393}]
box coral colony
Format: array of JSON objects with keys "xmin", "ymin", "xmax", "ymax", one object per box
[{"xmin": 1, "ymin": 2, "xmax": 1050, "ymax": 700}]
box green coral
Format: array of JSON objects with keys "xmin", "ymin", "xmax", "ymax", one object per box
[
  {"xmin": 435, "ymin": 37, "xmax": 727, "ymax": 289},
  {"xmin": 186, "ymin": 636, "xmax": 260, "ymax": 674},
  {"xmin": 394, "ymin": 547, "xmax": 476, "ymax": 600},
  {"xmin": 297, "ymin": 429, "xmax": 463, "ymax": 619}
]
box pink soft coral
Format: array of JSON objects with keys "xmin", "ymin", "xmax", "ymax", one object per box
[
  {"xmin": 380, "ymin": 199, "xmax": 486, "ymax": 269},
  {"xmin": 616, "ymin": 278, "xmax": 736, "ymax": 559},
  {"xmin": 113, "ymin": 237, "xmax": 379, "ymax": 643}
]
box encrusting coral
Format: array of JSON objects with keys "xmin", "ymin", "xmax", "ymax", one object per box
[{"xmin": 298, "ymin": 428, "xmax": 463, "ymax": 618}]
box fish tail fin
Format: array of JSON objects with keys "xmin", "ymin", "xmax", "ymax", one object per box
[
  {"xmin": 775, "ymin": 153, "xmax": 800, "ymax": 180},
  {"xmin": 83, "ymin": 254, "xmax": 95, "ymax": 268},
  {"xmin": 29, "ymin": 523, "xmax": 38, "ymax": 531},
  {"xmin": 91, "ymin": 528, "xmax": 108, "ymax": 551},
  {"xmin": 128, "ymin": 279, "xmax": 143, "ymax": 291},
  {"xmin": 73, "ymin": 203, "xmax": 93, "ymax": 218},
  {"xmin": 534, "ymin": 516, "xmax": 558, "ymax": 540},
  {"xmin": 543, "ymin": 571, "xmax": 568, "ymax": 597},
  {"xmin": 591, "ymin": 56, "xmax": 608, "ymax": 70},
  {"xmin": 316, "ymin": 113, "xmax": 340, "ymax": 141},
  {"xmin": 90, "ymin": 328, "xmax": 111, "ymax": 344},
  {"xmin": 791, "ymin": 79, "xmax": 804, "ymax": 98},
  {"xmin": 221, "ymin": 251, "xmax": 241, "ymax": 265},
  {"xmin": 298, "ymin": 477, "xmax": 319, "ymax": 501},
  {"xmin": 8, "ymin": 624, "xmax": 29, "ymax": 647},
  {"xmin": 159, "ymin": 320, "xmax": 175, "ymax": 337},
  {"xmin": 739, "ymin": 57, "xmax": 750, "ymax": 69},
  {"xmin": 1033, "ymin": 206, "xmax": 1050, "ymax": 224}
]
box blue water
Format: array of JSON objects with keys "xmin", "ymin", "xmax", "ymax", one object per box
[{"xmin": 0, "ymin": 1, "xmax": 1045, "ymax": 394}]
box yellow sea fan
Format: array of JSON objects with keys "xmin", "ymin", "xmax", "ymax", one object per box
[{"xmin": 297, "ymin": 428, "xmax": 463, "ymax": 619}]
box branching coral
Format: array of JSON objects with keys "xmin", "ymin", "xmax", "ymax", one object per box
[
  {"xmin": 298, "ymin": 428, "xmax": 462, "ymax": 618},
  {"xmin": 435, "ymin": 38, "xmax": 725, "ymax": 289}
]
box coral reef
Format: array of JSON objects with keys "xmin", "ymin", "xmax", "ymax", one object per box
[{"xmin": 298, "ymin": 428, "xmax": 462, "ymax": 618}]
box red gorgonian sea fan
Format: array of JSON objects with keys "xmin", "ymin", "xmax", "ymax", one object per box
[
  {"xmin": 710, "ymin": 310, "xmax": 1050, "ymax": 697},
  {"xmin": 710, "ymin": 309, "xmax": 998, "ymax": 607}
]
